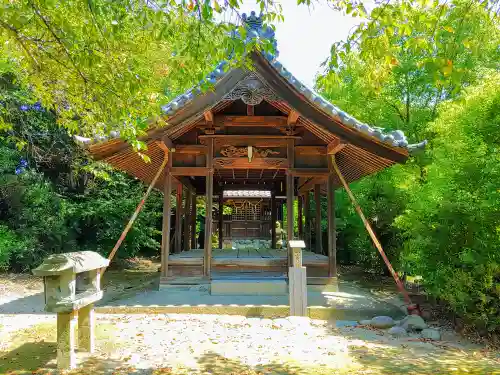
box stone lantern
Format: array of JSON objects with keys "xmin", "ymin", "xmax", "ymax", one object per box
[{"xmin": 32, "ymin": 251, "xmax": 109, "ymax": 369}]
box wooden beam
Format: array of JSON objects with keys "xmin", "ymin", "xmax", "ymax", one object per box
[
  {"xmin": 295, "ymin": 146, "xmax": 327, "ymax": 156},
  {"xmin": 184, "ymin": 189, "xmax": 192, "ymax": 251},
  {"xmin": 216, "ymin": 184, "xmax": 275, "ymax": 191},
  {"xmin": 174, "ymin": 176, "xmax": 196, "ymax": 193},
  {"xmin": 327, "ymin": 138, "xmax": 346, "ymax": 155},
  {"xmin": 327, "ymin": 157, "xmax": 337, "ymax": 277},
  {"xmin": 304, "ymin": 191, "xmax": 311, "ymax": 250},
  {"xmin": 298, "ymin": 195, "xmax": 303, "ymax": 238},
  {"xmin": 289, "ymin": 168, "xmax": 329, "ymax": 178},
  {"xmin": 218, "ymin": 191, "xmax": 223, "ymax": 249},
  {"xmin": 247, "ymin": 105, "xmax": 255, "ymax": 116},
  {"xmin": 173, "ymin": 145, "xmax": 207, "ymax": 155},
  {"xmin": 314, "ymin": 184, "xmax": 322, "ymax": 255},
  {"xmin": 215, "ymin": 115, "xmax": 288, "ymax": 127},
  {"xmin": 331, "ymin": 155, "xmax": 412, "ymax": 305},
  {"xmin": 271, "ymin": 191, "xmax": 276, "ymax": 249},
  {"xmin": 190, "ymin": 193, "xmax": 197, "ymax": 249},
  {"xmin": 214, "ymin": 157, "xmax": 287, "ymax": 170},
  {"xmin": 287, "ymin": 110, "xmax": 300, "ymax": 126},
  {"xmin": 298, "ymin": 177, "xmax": 327, "ymax": 194},
  {"xmin": 170, "ymin": 167, "xmax": 208, "ymax": 176},
  {"xmin": 174, "ymin": 183, "xmax": 183, "ymax": 254},
  {"xmin": 204, "ymin": 138, "xmax": 214, "ymax": 277},
  {"xmin": 161, "ymin": 135, "xmax": 175, "ymax": 150},
  {"xmin": 287, "ymin": 139, "xmax": 295, "ymax": 266},
  {"xmin": 161, "ymin": 155, "xmax": 172, "ymax": 277},
  {"xmin": 204, "ymin": 110, "xmax": 214, "ymax": 125},
  {"xmin": 199, "ymin": 135, "xmax": 301, "ymax": 148}
]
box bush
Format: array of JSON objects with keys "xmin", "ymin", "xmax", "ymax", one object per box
[
  {"xmin": 396, "ymin": 72, "xmax": 500, "ymax": 331},
  {"xmin": 0, "ymin": 225, "xmax": 31, "ymax": 271}
]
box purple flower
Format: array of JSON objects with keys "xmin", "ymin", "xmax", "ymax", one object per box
[
  {"xmin": 19, "ymin": 104, "xmax": 29, "ymax": 111},
  {"xmin": 20, "ymin": 159, "xmax": 28, "ymax": 167},
  {"xmin": 15, "ymin": 167, "xmax": 24, "ymax": 175},
  {"xmin": 32, "ymin": 102, "xmax": 42, "ymax": 111}
]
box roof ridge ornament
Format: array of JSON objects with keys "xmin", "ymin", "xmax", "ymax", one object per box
[
  {"xmin": 242, "ymin": 11, "xmax": 263, "ymax": 32},
  {"xmin": 235, "ymin": 11, "xmax": 279, "ymax": 58}
]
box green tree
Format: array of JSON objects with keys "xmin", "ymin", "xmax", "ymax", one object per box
[
  {"xmin": 395, "ymin": 72, "xmax": 500, "ymax": 331},
  {"xmin": 315, "ymin": 0, "xmax": 499, "ymax": 271},
  {"xmin": 0, "ymin": 69, "xmax": 163, "ymax": 270},
  {"xmin": 0, "ymin": 0, "xmax": 284, "ymax": 146}
]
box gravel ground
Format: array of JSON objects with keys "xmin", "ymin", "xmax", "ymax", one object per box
[
  {"xmin": 1, "ymin": 274, "xmax": 499, "ymax": 375},
  {"xmin": 1, "ymin": 313, "xmax": 499, "ymax": 375}
]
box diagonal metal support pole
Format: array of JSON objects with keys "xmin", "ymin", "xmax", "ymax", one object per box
[{"xmin": 331, "ymin": 155, "xmax": 413, "ymax": 306}]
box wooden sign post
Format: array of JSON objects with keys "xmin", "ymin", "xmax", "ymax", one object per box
[{"xmin": 288, "ymin": 240, "xmax": 307, "ymax": 316}]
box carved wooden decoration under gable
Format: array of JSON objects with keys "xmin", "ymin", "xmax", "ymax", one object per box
[
  {"xmin": 214, "ymin": 157, "xmax": 286, "ymax": 169},
  {"xmin": 220, "ymin": 145, "xmax": 280, "ymax": 159}
]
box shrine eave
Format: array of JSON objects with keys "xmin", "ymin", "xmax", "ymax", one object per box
[{"xmin": 77, "ymin": 51, "xmax": 426, "ymax": 162}]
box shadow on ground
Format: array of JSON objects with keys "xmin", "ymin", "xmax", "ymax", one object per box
[{"xmin": 0, "ymin": 341, "xmax": 57, "ymax": 374}]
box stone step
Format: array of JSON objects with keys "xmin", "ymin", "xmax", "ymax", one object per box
[{"xmin": 210, "ymin": 278, "xmax": 288, "ymax": 296}]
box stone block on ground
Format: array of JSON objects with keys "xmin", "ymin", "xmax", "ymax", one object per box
[
  {"xmin": 370, "ymin": 316, "xmax": 395, "ymax": 328},
  {"xmin": 388, "ymin": 326, "xmax": 408, "ymax": 338},
  {"xmin": 400, "ymin": 315, "xmax": 427, "ymax": 331},
  {"xmin": 421, "ymin": 328, "xmax": 441, "ymax": 340}
]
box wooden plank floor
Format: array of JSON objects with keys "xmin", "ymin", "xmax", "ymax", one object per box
[{"xmin": 169, "ymin": 249, "xmax": 328, "ymax": 267}]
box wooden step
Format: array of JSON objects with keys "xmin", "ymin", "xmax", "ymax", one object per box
[{"xmin": 211, "ymin": 278, "xmax": 287, "ymax": 296}]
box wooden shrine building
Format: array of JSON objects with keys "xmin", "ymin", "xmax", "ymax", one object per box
[{"xmin": 80, "ymin": 12, "xmax": 425, "ymax": 288}]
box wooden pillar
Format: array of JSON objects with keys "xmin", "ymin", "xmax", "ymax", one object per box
[
  {"xmin": 184, "ymin": 189, "xmax": 192, "ymax": 251},
  {"xmin": 218, "ymin": 190, "xmax": 223, "ymax": 249},
  {"xmin": 298, "ymin": 195, "xmax": 303, "ymax": 238},
  {"xmin": 161, "ymin": 158, "xmax": 172, "ymax": 278},
  {"xmin": 304, "ymin": 191, "xmax": 311, "ymax": 250},
  {"xmin": 204, "ymin": 138, "xmax": 214, "ymax": 277},
  {"xmin": 287, "ymin": 139, "xmax": 295, "ymax": 265},
  {"xmin": 271, "ymin": 192, "xmax": 276, "ymax": 249},
  {"xmin": 190, "ymin": 193, "xmax": 197, "ymax": 249},
  {"xmin": 175, "ymin": 183, "xmax": 183, "ymax": 254},
  {"xmin": 314, "ymin": 184, "xmax": 322, "ymax": 254},
  {"xmin": 327, "ymin": 158, "xmax": 337, "ymax": 277}
]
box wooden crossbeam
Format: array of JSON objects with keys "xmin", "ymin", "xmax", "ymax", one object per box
[
  {"xmin": 287, "ymin": 110, "xmax": 300, "ymax": 126},
  {"xmin": 214, "ymin": 115, "xmax": 288, "ymax": 127},
  {"xmin": 174, "ymin": 176, "xmax": 196, "ymax": 193},
  {"xmin": 298, "ymin": 177, "xmax": 327, "ymax": 194},
  {"xmin": 215, "ymin": 183, "xmax": 275, "ymax": 191},
  {"xmin": 170, "ymin": 167, "xmax": 209, "ymax": 176},
  {"xmin": 295, "ymin": 146, "xmax": 327, "ymax": 156},
  {"xmin": 173, "ymin": 145, "xmax": 207, "ymax": 154},
  {"xmin": 289, "ymin": 168, "xmax": 329, "ymax": 177},
  {"xmin": 204, "ymin": 110, "xmax": 214, "ymax": 125},
  {"xmin": 327, "ymin": 138, "xmax": 346, "ymax": 155},
  {"xmin": 157, "ymin": 136, "xmax": 174, "ymax": 151},
  {"xmin": 199, "ymin": 135, "xmax": 301, "ymax": 147}
]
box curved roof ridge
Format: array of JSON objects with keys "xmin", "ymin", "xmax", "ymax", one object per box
[{"xmin": 76, "ymin": 11, "xmax": 427, "ymax": 153}]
